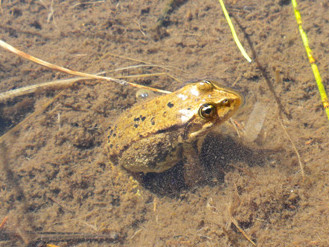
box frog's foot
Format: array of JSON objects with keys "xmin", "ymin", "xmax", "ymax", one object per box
[{"xmin": 183, "ymin": 153, "xmax": 206, "ymax": 187}]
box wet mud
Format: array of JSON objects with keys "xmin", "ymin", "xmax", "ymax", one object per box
[{"xmin": 0, "ymin": 0, "xmax": 329, "ymax": 246}]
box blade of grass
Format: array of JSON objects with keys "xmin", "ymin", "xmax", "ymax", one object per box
[
  {"xmin": 291, "ymin": 0, "xmax": 329, "ymax": 121},
  {"xmin": 218, "ymin": 0, "xmax": 252, "ymax": 63}
]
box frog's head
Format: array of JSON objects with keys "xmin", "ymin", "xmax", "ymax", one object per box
[
  {"xmin": 197, "ymin": 80, "xmax": 242, "ymax": 123},
  {"xmin": 184, "ymin": 80, "xmax": 242, "ymax": 139}
]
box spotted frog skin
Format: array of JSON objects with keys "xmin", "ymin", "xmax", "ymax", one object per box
[{"xmin": 107, "ymin": 80, "xmax": 242, "ymax": 173}]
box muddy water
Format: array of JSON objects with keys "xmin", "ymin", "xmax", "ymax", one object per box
[{"xmin": 0, "ymin": 0, "xmax": 329, "ymax": 246}]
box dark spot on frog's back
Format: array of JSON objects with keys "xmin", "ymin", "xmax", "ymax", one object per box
[
  {"xmin": 151, "ymin": 117, "xmax": 155, "ymax": 125},
  {"xmin": 107, "ymin": 127, "xmax": 113, "ymax": 139},
  {"xmin": 134, "ymin": 115, "xmax": 146, "ymax": 122},
  {"xmin": 167, "ymin": 102, "xmax": 174, "ymax": 108}
]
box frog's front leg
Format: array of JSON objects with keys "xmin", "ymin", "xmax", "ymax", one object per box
[{"xmin": 183, "ymin": 140, "xmax": 206, "ymax": 187}]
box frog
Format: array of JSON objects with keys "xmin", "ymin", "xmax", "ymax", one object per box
[{"xmin": 106, "ymin": 80, "xmax": 242, "ymax": 175}]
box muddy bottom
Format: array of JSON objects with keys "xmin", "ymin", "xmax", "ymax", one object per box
[{"xmin": 0, "ymin": 0, "xmax": 329, "ymax": 246}]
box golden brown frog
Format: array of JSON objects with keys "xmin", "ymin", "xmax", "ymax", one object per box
[{"xmin": 107, "ymin": 80, "xmax": 242, "ymax": 174}]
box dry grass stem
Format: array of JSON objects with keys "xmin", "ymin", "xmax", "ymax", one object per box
[
  {"xmin": 230, "ymin": 216, "xmax": 256, "ymax": 246},
  {"xmin": 0, "ymin": 90, "xmax": 65, "ymax": 143},
  {"xmin": 228, "ymin": 200, "xmax": 256, "ymax": 246},
  {"xmin": 0, "ymin": 40, "xmax": 171, "ymax": 94},
  {"xmin": 130, "ymin": 229, "xmax": 142, "ymax": 240},
  {"xmin": 71, "ymin": 0, "xmax": 105, "ymax": 9},
  {"xmin": 118, "ymin": 72, "xmax": 182, "ymax": 84},
  {"xmin": 47, "ymin": 0, "xmax": 55, "ymax": 24},
  {"xmin": 101, "ymin": 51, "xmax": 185, "ymax": 73},
  {"xmin": 112, "ymin": 64, "xmax": 162, "ymax": 72},
  {"xmin": 0, "ymin": 77, "xmax": 86, "ymax": 103},
  {"xmin": 229, "ymin": 118, "xmax": 241, "ymax": 138},
  {"xmin": 0, "ymin": 216, "xmax": 8, "ymax": 229}
]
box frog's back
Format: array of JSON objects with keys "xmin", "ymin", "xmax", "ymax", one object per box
[{"xmin": 107, "ymin": 89, "xmax": 188, "ymax": 158}]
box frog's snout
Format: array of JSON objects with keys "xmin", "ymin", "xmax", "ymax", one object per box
[
  {"xmin": 216, "ymin": 91, "xmax": 243, "ymax": 120},
  {"xmin": 229, "ymin": 91, "xmax": 243, "ymax": 110},
  {"xmin": 220, "ymin": 87, "xmax": 244, "ymax": 109},
  {"xmin": 236, "ymin": 91, "xmax": 244, "ymax": 108},
  {"xmin": 235, "ymin": 92, "xmax": 243, "ymax": 108}
]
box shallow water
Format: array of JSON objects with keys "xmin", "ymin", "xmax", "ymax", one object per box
[{"xmin": 0, "ymin": 0, "xmax": 329, "ymax": 246}]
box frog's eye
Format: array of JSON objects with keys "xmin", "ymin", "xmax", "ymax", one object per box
[
  {"xmin": 197, "ymin": 80, "xmax": 213, "ymax": 91},
  {"xmin": 199, "ymin": 103, "xmax": 216, "ymax": 119}
]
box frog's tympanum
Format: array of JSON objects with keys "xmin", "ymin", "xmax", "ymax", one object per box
[{"xmin": 107, "ymin": 80, "xmax": 242, "ymax": 174}]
